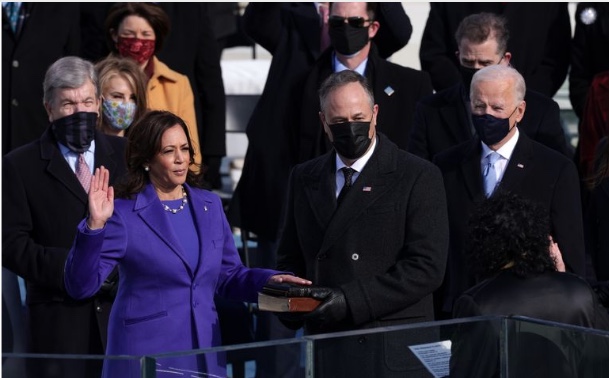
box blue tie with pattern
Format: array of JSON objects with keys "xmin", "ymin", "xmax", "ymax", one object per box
[{"xmin": 483, "ymin": 151, "xmax": 501, "ymax": 197}]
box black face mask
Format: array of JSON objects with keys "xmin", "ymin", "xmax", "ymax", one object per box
[
  {"xmin": 329, "ymin": 23, "xmax": 369, "ymax": 56},
  {"xmin": 51, "ymin": 112, "xmax": 97, "ymax": 153},
  {"xmin": 329, "ymin": 121, "xmax": 372, "ymax": 159},
  {"xmin": 471, "ymin": 107, "xmax": 518, "ymax": 146},
  {"xmin": 460, "ymin": 66, "xmax": 479, "ymax": 92}
]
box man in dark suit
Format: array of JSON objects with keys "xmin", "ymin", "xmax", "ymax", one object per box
[
  {"xmin": 298, "ymin": 2, "xmax": 433, "ymax": 163},
  {"xmin": 433, "ymin": 64, "xmax": 586, "ymax": 320},
  {"xmin": 409, "ymin": 12, "xmax": 572, "ymax": 163},
  {"xmin": 226, "ymin": 5, "xmax": 413, "ymax": 376},
  {"xmin": 419, "ymin": 3, "xmax": 571, "ymax": 98},
  {"xmin": 276, "ymin": 70, "xmax": 449, "ymax": 377},
  {"xmin": 2, "ymin": 3, "xmax": 81, "ymax": 154},
  {"xmin": 2, "ymin": 56, "xmax": 127, "ymax": 378}
]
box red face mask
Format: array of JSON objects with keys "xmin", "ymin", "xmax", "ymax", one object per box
[{"xmin": 116, "ymin": 36, "xmax": 155, "ymax": 65}]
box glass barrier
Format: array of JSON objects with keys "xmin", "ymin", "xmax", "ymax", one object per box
[{"xmin": 3, "ymin": 315, "xmax": 608, "ymax": 378}]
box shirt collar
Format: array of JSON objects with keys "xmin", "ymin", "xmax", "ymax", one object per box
[{"xmin": 333, "ymin": 51, "xmax": 368, "ymax": 76}]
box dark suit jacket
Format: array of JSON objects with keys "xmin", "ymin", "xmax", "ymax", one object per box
[
  {"xmin": 450, "ymin": 271, "xmax": 609, "ymax": 378},
  {"xmin": 569, "ymin": 3, "xmax": 609, "ymax": 119},
  {"xmin": 2, "ymin": 3, "xmax": 81, "ymax": 154},
  {"xmin": 408, "ymin": 83, "xmax": 572, "ymax": 161},
  {"xmin": 419, "ymin": 3, "xmax": 571, "ymax": 97},
  {"xmin": 298, "ymin": 44, "xmax": 433, "ymax": 162},
  {"xmin": 2, "ymin": 128, "xmax": 126, "ymax": 378},
  {"xmin": 433, "ymin": 133, "xmax": 586, "ymax": 315},
  {"xmin": 228, "ymin": 2, "xmax": 413, "ymax": 241},
  {"xmin": 277, "ymin": 133, "xmax": 449, "ymax": 376}
]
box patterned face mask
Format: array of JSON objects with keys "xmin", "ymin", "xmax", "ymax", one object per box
[
  {"xmin": 102, "ymin": 99, "xmax": 136, "ymax": 131},
  {"xmin": 116, "ymin": 36, "xmax": 155, "ymax": 65}
]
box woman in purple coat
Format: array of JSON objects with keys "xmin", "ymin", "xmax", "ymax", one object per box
[{"xmin": 64, "ymin": 110, "xmax": 310, "ymax": 377}]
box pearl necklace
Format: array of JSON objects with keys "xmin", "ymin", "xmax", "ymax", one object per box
[{"xmin": 162, "ymin": 187, "xmax": 188, "ymax": 214}]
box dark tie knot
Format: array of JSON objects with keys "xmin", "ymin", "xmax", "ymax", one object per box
[{"xmin": 342, "ymin": 167, "xmax": 355, "ymax": 188}]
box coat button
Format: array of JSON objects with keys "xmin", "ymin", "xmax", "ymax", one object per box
[
  {"xmin": 317, "ymin": 253, "xmax": 327, "ymax": 260},
  {"xmin": 351, "ymin": 253, "xmax": 359, "ymax": 261},
  {"xmin": 96, "ymin": 306, "xmax": 102, "ymax": 313},
  {"xmin": 12, "ymin": 60, "xmax": 19, "ymax": 68},
  {"xmin": 11, "ymin": 99, "xmax": 18, "ymax": 107},
  {"xmin": 358, "ymin": 336, "xmax": 367, "ymax": 344}
]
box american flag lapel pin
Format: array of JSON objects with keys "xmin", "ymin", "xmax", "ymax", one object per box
[{"xmin": 363, "ymin": 186, "xmax": 372, "ymax": 192}]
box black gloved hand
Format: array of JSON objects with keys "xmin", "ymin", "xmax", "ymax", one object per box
[{"xmin": 303, "ymin": 287, "xmax": 348, "ymax": 331}]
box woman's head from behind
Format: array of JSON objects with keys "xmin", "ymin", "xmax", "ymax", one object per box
[
  {"xmin": 105, "ymin": 2, "xmax": 170, "ymax": 67},
  {"xmin": 467, "ymin": 190, "xmax": 556, "ymax": 279},
  {"xmin": 117, "ymin": 111, "xmax": 200, "ymax": 197},
  {"xmin": 95, "ymin": 55, "xmax": 148, "ymax": 136}
]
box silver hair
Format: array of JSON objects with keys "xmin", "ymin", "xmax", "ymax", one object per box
[
  {"xmin": 319, "ymin": 70, "xmax": 375, "ymax": 114},
  {"xmin": 43, "ymin": 56, "xmax": 99, "ymax": 106},
  {"xmin": 470, "ymin": 65, "xmax": 526, "ymax": 102}
]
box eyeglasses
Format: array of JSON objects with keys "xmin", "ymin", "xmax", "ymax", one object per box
[{"xmin": 328, "ymin": 15, "xmax": 373, "ymax": 28}]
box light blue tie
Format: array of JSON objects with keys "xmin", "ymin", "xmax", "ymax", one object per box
[{"xmin": 483, "ymin": 151, "xmax": 501, "ymax": 197}]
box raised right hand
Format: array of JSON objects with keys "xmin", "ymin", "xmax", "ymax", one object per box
[{"xmin": 86, "ymin": 166, "xmax": 114, "ymax": 230}]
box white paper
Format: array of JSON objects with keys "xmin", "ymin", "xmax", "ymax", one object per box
[{"xmin": 408, "ymin": 340, "xmax": 452, "ymax": 378}]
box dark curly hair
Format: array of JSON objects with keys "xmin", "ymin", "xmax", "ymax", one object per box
[
  {"xmin": 114, "ymin": 110, "xmax": 205, "ymax": 199},
  {"xmin": 466, "ymin": 190, "xmax": 556, "ymax": 279}
]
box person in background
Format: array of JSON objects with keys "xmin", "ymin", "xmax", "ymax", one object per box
[
  {"xmin": 2, "ymin": 56, "xmax": 127, "ymax": 378},
  {"xmin": 569, "ymin": 3, "xmax": 609, "ymax": 121},
  {"xmin": 276, "ymin": 70, "xmax": 449, "ymax": 377},
  {"xmin": 3, "ymin": 3, "xmax": 81, "ymax": 154},
  {"xmin": 450, "ymin": 189, "xmax": 609, "ymax": 378},
  {"xmin": 298, "ymin": 2, "xmax": 432, "ymax": 163},
  {"xmin": 419, "ymin": 3, "xmax": 571, "ymax": 98},
  {"xmin": 433, "ymin": 65, "xmax": 585, "ymax": 320},
  {"xmin": 95, "ymin": 55, "xmax": 148, "ymax": 137},
  {"xmin": 63, "ymin": 110, "xmax": 311, "ymax": 378},
  {"xmin": 104, "ymin": 2, "xmax": 203, "ymax": 168},
  {"xmin": 408, "ymin": 12, "xmax": 572, "ymax": 163}
]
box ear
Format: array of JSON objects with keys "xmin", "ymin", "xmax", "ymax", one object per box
[
  {"xmin": 110, "ymin": 28, "xmax": 118, "ymax": 44},
  {"xmin": 368, "ymin": 21, "xmax": 380, "ymax": 39},
  {"xmin": 503, "ymin": 51, "xmax": 512, "ymax": 66},
  {"xmin": 370, "ymin": 104, "xmax": 379, "ymax": 138},
  {"xmin": 516, "ymin": 100, "xmax": 526, "ymax": 123}
]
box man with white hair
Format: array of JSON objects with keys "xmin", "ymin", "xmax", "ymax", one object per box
[{"xmin": 433, "ymin": 64, "xmax": 585, "ymax": 319}]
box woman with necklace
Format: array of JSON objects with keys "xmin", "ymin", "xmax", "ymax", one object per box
[{"xmin": 64, "ymin": 110, "xmax": 311, "ymax": 377}]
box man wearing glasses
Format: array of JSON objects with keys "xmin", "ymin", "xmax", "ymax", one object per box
[
  {"xmin": 298, "ymin": 2, "xmax": 433, "ymax": 164},
  {"xmin": 408, "ymin": 12, "xmax": 573, "ymax": 164}
]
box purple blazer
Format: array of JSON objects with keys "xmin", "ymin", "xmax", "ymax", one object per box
[{"xmin": 65, "ymin": 183, "xmax": 279, "ymax": 377}]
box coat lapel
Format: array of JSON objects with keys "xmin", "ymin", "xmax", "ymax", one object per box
[
  {"xmin": 498, "ymin": 133, "xmax": 533, "ymax": 193},
  {"xmin": 301, "ymin": 154, "xmax": 337, "ymax": 230},
  {"xmin": 40, "ymin": 128, "xmax": 88, "ymax": 203},
  {"xmin": 135, "ymin": 184, "xmax": 194, "ymax": 277},
  {"xmin": 318, "ymin": 135, "xmax": 399, "ymax": 254}
]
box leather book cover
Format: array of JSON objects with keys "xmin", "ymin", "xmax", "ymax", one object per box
[{"xmin": 257, "ymin": 292, "xmax": 321, "ymax": 312}]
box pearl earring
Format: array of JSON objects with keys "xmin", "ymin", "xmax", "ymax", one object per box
[{"xmin": 144, "ymin": 166, "xmax": 149, "ymax": 172}]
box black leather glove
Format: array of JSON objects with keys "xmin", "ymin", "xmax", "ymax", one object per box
[{"xmin": 303, "ymin": 287, "xmax": 348, "ymax": 331}]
